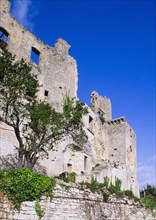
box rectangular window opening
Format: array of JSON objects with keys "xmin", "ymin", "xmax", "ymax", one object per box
[
  {"xmin": 31, "ymin": 47, "xmax": 40, "ymax": 64},
  {"xmin": 44, "ymin": 90, "xmax": 49, "ymax": 97}
]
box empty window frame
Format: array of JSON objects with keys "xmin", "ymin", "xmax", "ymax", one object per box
[
  {"xmin": 0, "ymin": 27, "xmax": 9, "ymax": 50},
  {"xmin": 44, "ymin": 90, "xmax": 49, "ymax": 97},
  {"xmin": 31, "ymin": 47, "xmax": 40, "ymax": 64},
  {"xmin": 84, "ymin": 156, "xmax": 88, "ymax": 171}
]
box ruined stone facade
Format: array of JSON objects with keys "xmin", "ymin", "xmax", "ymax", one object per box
[{"xmin": 0, "ymin": 0, "xmax": 139, "ymax": 197}]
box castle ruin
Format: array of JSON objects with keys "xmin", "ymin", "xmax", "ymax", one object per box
[{"xmin": 0, "ymin": 0, "xmax": 139, "ymax": 197}]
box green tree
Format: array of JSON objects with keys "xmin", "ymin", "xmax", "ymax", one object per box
[
  {"xmin": 0, "ymin": 50, "xmax": 88, "ymax": 169},
  {"xmin": 140, "ymin": 184, "xmax": 156, "ymax": 211}
]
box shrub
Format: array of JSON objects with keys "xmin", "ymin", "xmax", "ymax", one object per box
[
  {"xmin": 108, "ymin": 177, "xmax": 122, "ymax": 194},
  {"xmin": 0, "ymin": 168, "xmax": 56, "ymax": 210},
  {"xmin": 103, "ymin": 176, "xmax": 110, "ymax": 188},
  {"xmin": 35, "ymin": 200, "xmax": 45, "ymax": 219},
  {"xmin": 103, "ymin": 192, "xmax": 110, "ymax": 202},
  {"xmin": 141, "ymin": 197, "xmax": 156, "ymax": 211},
  {"xmin": 99, "ymin": 115, "xmax": 106, "ymax": 124},
  {"xmin": 87, "ymin": 177, "xmax": 100, "ymax": 193},
  {"xmin": 140, "ymin": 184, "xmax": 156, "ymax": 211},
  {"xmin": 59, "ymin": 172, "xmax": 76, "ymax": 183}
]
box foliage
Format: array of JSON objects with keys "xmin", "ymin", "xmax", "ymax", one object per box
[
  {"xmin": 141, "ymin": 184, "xmax": 156, "ymax": 197},
  {"xmin": 79, "ymin": 177, "xmax": 106, "ymax": 193},
  {"xmin": 140, "ymin": 184, "xmax": 156, "ymax": 211},
  {"xmin": 86, "ymin": 177, "xmax": 102, "ymax": 193},
  {"xmin": 35, "ymin": 200, "xmax": 45, "ymax": 219},
  {"xmin": 103, "ymin": 192, "xmax": 110, "ymax": 202},
  {"xmin": 109, "ymin": 177, "xmax": 122, "ymax": 194},
  {"xmin": 124, "ymin": 190, "xmax": 134, "ymax": 198},
  {"xmin": 0, "ymin": 50, "xmax": 88, "ymax": 169},
  {"xmin": 78, "ymin": 176, "xmax": 139, "ymax": 203},
  {"xmin": 103, "ymin": 176, "xmax": 110, "ymax": 188},
  {"xmin": 0, "ymin": 168, "xmax": 56, "ymax": 210},
  {"xmin": 59, "ymin": 172, "xmax": 76, "ymax": 183},
  {"xmin": 99, "ymin": 115, "xmax": 106, "ymax": 124},
  {"xmin": 141, "ymin": 197, "xmax": 156, "ymax": 211}
]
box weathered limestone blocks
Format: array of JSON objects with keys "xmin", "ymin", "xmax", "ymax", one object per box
[
  {"xmin": 90, "ymin": 91, "xmax": 112, "ymax": 121},
  {"xmin": 0, "ymin": 0, "xmax": 78, "ymax": 111},
  {"xmin": 0, "ymin": 187, "xmax": 155, "ymax": 220}
]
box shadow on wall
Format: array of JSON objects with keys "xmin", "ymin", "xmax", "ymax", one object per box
[{"xmin": 0, "ymin": 154, "xmax": 46, "ymax": 174}]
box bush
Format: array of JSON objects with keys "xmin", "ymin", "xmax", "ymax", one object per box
[
  {"xmin": 103, "ymin": 176, "xmax": 110, "ymax": 188},
  {"xmin": 108, "ymin": 177, "xmax": 122, "ymax": 194},
  {"xmin": 0, "ymin": 168, "xmax": 56, "ymax": 210},
  {"xmin": 103, "ymin": 192, "xmax": 110, "ymax": 202},
  {"xmin": 140, "ymin": 184, "xmax": 156, "ymax": 211},
  {"xmin": 35, "ymin": 200, "xmax": 45, "ymax": 219},
  {"xmin": 59, "ymin": 172, "xmax": 76, "ymax": 183},
  {"xmin": 141, "ymin": 197, "xmax": 156, "ymax": 211},
  {"xmin": 86, "ymin": 177, "xmax": 101, "ymax": 193}
]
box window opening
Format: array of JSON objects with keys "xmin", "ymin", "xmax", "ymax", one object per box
[
  {"xmin": 44, "ymin": 90, "xmax": 49, "ymax": 97},
  {"xmin": 84, "ymin": 156, "xmax": 87, "ymax": 171},
  {"xmin": 98, "ymin": 111, "xmax": 101, "ymax": 118},
  {"xmin": 0, "ymin": 27, "xmax": 8, "ymax": 50},
  {"xmin": 67, "ymin": 163, "xmax": 72, "ymax": 172},
  {"xmin": 130, "ymin": 145, "xmax": 132, "ymax": 152},
  {"xmin": 89, "ymin": 115, "xmax": 93, "ymax": 123},
  {"xmin": 31, "ymin": 47, "xmax": 40, "ymax": 64}
]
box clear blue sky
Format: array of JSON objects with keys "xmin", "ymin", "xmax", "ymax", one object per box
[{"xmin": 10, "ymin": 0, "xmax": 155, "ymax": 189}]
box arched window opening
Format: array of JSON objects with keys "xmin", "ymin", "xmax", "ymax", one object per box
[
  {"xmin": 0, "ymin": 27, "xmax": 9, "ymax": 50},
  {"xmin": 31, "ymin": 47, "xmax": 40, "ymax": 64}
]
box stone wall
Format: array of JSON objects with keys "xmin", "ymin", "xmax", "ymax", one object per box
[
  {"xmin": 90, "ymin": 91, "xmax": 112, "ymax": 121},
  {"xmin": 0, "ymin": 186, "xmax": 155, "ymax": 220},
  {"xmin": 0, "ymin": 0, "xmax": 78, "ymax": 111}
]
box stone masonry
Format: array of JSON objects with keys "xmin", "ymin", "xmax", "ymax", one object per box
[
  {"xmin": 0, "ymin": 186, "xmax": 155, "ymax": 220},
  {"xmin": 0, "ymin": 0, "xmax": 139, "ymax": 198}
]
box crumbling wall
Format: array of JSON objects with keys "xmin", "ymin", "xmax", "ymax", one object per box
[
  {"xmin": 90, "ymin": 91, "xmax": 112, "ymax": 121},
  {"xmin": 0, "ymin": 0, "xmax": 78, "ymax": 111},
  {"xmin": 0, "ymin": 0, "xmax": 78, "ymax": 166},
  {"xmin": 40, "ymin": 140, "xmax": 94, "ymax": 178}
]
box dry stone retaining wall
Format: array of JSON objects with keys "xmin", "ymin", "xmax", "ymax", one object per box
[{"xmin": 0, "ymin": 187, "xmax": 155, "ymax": 220}]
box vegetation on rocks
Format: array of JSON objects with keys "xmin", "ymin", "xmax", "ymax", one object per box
[
  {"xmin": 79, "ymin": 176, "xmax": 139, "ymax": 203},
  {"xmin": 140, "ymin": 184, "xmax": 156, "ymax": 211},
  {"xmin": 0, "ymin": 168, "xmax": 56, "ymax": 210},
  {"xmin": 59, "ymin": 172, "xmax": 77, "ymax": 183}
]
